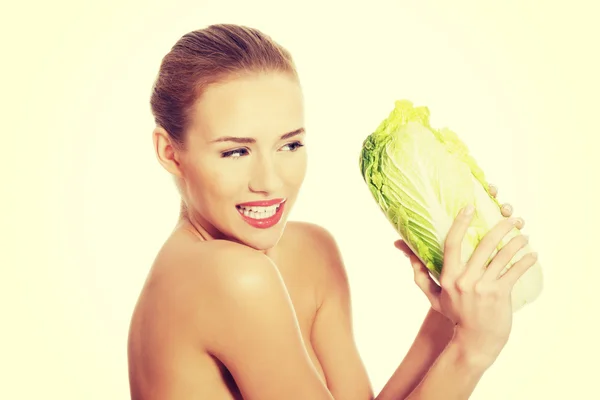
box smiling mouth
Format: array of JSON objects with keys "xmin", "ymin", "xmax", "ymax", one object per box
[{"xmin": 236, "ymin": 203, "xmax": 283, "ymax": 220}]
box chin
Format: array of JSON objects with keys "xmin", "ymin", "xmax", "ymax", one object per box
[{"xmin": 236, "ymin": 225, "xmax": 286, "ymax": 252}]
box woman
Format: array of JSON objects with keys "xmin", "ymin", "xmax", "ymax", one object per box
[{"xmin": 127, "ymin": 24, "xmax": 536, "ymax": 400}]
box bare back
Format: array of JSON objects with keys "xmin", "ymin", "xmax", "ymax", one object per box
[{"xmin": 127, "ymin": 221, "xmax": 332, "ymax": 399}]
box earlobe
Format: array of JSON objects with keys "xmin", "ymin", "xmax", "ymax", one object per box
[{"xmin": 153, "ymin": 127, "xmax": 183, "ymax": 177}]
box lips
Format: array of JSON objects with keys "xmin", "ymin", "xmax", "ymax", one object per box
[
  {"xmin": 236, "ymin": 198, "xmax": 285, "ymax": 208},
  {"xmin": 236, "ymin": 198, "xmax": 286, "ymax": 229}
]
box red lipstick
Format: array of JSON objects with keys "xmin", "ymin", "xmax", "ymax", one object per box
[
  {"xmin": 236, "ymin": 198, "xmax": 285, "ymax": 207},
  {"xmin": 236, "ymin": 198, "xmax": 286, "ymax": 229}
]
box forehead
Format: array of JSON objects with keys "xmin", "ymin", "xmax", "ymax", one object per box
[{"xmin": 189, "ymin": 72, "xmax": 304, "ymax": 142}]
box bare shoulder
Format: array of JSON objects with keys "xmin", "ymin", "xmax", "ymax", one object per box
[
  {"xmin": 283, "ymin": 221, "xmax": 341, "ymax": 259},
  {"xmin": 283, "ymin": 221, "xmax": 348, "ymax": 282},
  {"xmin": 196, "ymin": 239, "xmax": 286, "ymax": 300},
  {"xmin": 138, "ymin": 235, "xmax": 282, "ymax": 329},
  {"xmin": 131, "ymin": 229, "xmax": 334, "ymax": 399},
  {"xmin": 131, "ymin": 223, "xmax": 347, "ymax": 339},
  {"xmin": 194, "ymin": 239, "xmax": 289, "ymax": 314},
  {"xmin": 128, "ymin": 233, "xmax": 296, "ymax": 398}
]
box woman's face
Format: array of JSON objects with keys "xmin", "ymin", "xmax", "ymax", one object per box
[{"xmin": 176, "ymin": 72, "xmax": 307, "ymax": 251}]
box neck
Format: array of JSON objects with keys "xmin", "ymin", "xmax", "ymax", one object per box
[
  {"xmin": 177, "ymin": 200, "xmax": 216, "ymax": 241},
  {"xmin": 176, "ymin": 199, "xmax": 278, "ymax": 258}
]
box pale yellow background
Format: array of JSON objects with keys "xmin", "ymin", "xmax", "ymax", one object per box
[{"xmin": 2, "ymin": 0, "xmax": 598, "ymax": 399}]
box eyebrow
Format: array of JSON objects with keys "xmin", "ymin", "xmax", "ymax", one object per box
[{"xmin": 210, "ymin": 128, "xmax": 305, "ymax": 144}]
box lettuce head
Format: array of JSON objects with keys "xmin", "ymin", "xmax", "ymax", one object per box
[{"xmin": 359, "ymin": 100, "xmax": 543, "ymax": 312}]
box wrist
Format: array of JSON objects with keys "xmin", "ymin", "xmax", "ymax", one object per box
[
  {"xmin": 448, "ymin": 331, "xmax": 500, "ymax": 372},
  {"xmin": 425, "ymin": 307, "xmax": 455, "ymax": 334}
]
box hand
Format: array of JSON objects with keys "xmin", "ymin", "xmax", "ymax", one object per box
[{"xmin": 394, "ymin": 184, "xmax": 536, "ymax": 366}]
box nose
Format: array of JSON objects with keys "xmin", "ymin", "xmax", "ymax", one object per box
[{"xmin": 248, "ymin": 154, "xmax": 283, "ymax": 194}]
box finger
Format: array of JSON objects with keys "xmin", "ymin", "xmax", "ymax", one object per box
[
  {"xmin": 483, "ymin": 234, "xmax": 529, "ymax": 280},
  {"xmin": 499, "ymin": 204, "xmax": 525, "ymax": 229},
  {"xmin": 489, "ymin": 184, "xmax": 498, "ymax": 198},
  {"xmin": 443, "ymin": 205, "xmax": 476, "ymax": 275},
  {"xmin": 467, "ymin": 217, "xmax": 520, "ymax": 270},
  {"xmin": 500, "ymin": 251, "xmax": 539, "ymax": 288},
  {"xmin": 412, "ymin": 260, "xmax": 441, "ymax": 309},
  {"xmin": 500, "ymin": 203, "xmax": 513, "ymax": 217},
  {"xmin": 394, "ymin": 239, "xmax": 414, "ymax": 257}
]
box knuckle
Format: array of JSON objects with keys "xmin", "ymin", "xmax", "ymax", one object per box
[
  {"xmin": 489, "ymin": 288, "xmax": 502, "ymax": 300},
  {"xmin": 473, "ymin": 281, "xmax": 487, "ymax": 295},
  {"xmin": 454, "ymin": 278, "xmax": 471, "ymax": 293}
]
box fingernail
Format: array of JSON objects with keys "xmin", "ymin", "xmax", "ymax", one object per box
[
  {"xmin": 511, "ymin": 218, "xmax": 519, "ymax": 225},
  {"xmin": 463, "ymin": 205, "xmax": 475, "ymax": 215},
  {"xmin": 531, "ymin": 252, "xmax": 538, "ymax": 259}
]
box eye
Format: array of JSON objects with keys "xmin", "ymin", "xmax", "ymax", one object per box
[
  {"xmin": 221, "ymin": 148, "xmax": 249, "ymax": 159},
  {"xmin": 281, "ymin": 141, "xmax": 305, "ymax": 152}
]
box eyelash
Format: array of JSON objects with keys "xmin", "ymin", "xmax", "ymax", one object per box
[{"xmin": 221, "ymin": 141, "xmax": 305, "ymax": 159}]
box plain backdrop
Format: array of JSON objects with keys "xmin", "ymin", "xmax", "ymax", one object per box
[{"xmin": 2, "ymin": 0, "xmax": 599, "ymax": 399}]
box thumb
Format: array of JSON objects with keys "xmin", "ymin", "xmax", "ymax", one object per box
[
  {"xmin": 394, "ymin": 240, "xmax": 441, "ymax": 309},
  {"xmin": 411, "ymin": 259, "xmax": 442, "ymax": 311},
  {"xmin": 394, "ymin": 239, "xmax": 413, "ymax": 257}
]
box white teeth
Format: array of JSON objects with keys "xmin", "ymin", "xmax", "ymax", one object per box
[
  {"xmin": 237, "ymin": 204, "xmax": 281, "ymax": 220},
  {"xmin": 241, "ymin": 205, "xmax": 277, "ymax": 213}
]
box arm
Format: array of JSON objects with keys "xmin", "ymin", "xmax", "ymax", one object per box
[
  {"xmin": 306, "ymin": 224, "xmax": 456, "ymax": 400},
  {"xmin": 404, "ymin": 336, "xmax": 489, "ymax": 400},
  {"xmin": 203, "ymin": 234, "xmax": 460, "ymax": 400},
  {"xmin": 376, "ymin": 308, "xmax": 455, "ymax": 400},
  {"xmin": 308, "ymin": 226, "xmax": 374, "ymax": 400},
  {"xmin": 313, "ymin": 283, "xmax": 487, "ymax": 400},
  {"xmin": 308, "ymin": 223, "xmax": 515, "ymax": 400},
  {"xmin": 403, "ymin": 207, "xmax": 536, "ymax": 399},
  {"xmin": 379, "ymin": 184, "xmax": 524, "ymax": 399},
  {"xmin": 376, "ymin": 242, "xmax": 456, "ymax": 399},
  {"xmin": 202, "ymin": 243, "xmax": 335, "ymax": 400}
]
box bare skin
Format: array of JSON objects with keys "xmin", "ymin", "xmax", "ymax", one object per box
[
  {"xmin": 128, "ymin": 71, "xmax": 533, "ymax": 399},
  {"xmin": 128, "ymin": 219, "xmax": 364, "ymax": 399},
  {"xmin": 127, "ymin": 187, "xmax": 522, "ymax": 400}
]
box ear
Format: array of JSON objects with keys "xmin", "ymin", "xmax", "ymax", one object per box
[{"xmin": 153, "ymin": 127, "xmax": 183, "ymax": 177}]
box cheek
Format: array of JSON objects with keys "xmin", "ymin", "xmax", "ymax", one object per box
[
  {"xmin": 189, "ymin": 162, "xmax": 244, "ymax": 200},
  {"xmin": 280, "ymin": 153, "xmax": 307, "ymax": 186}
]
